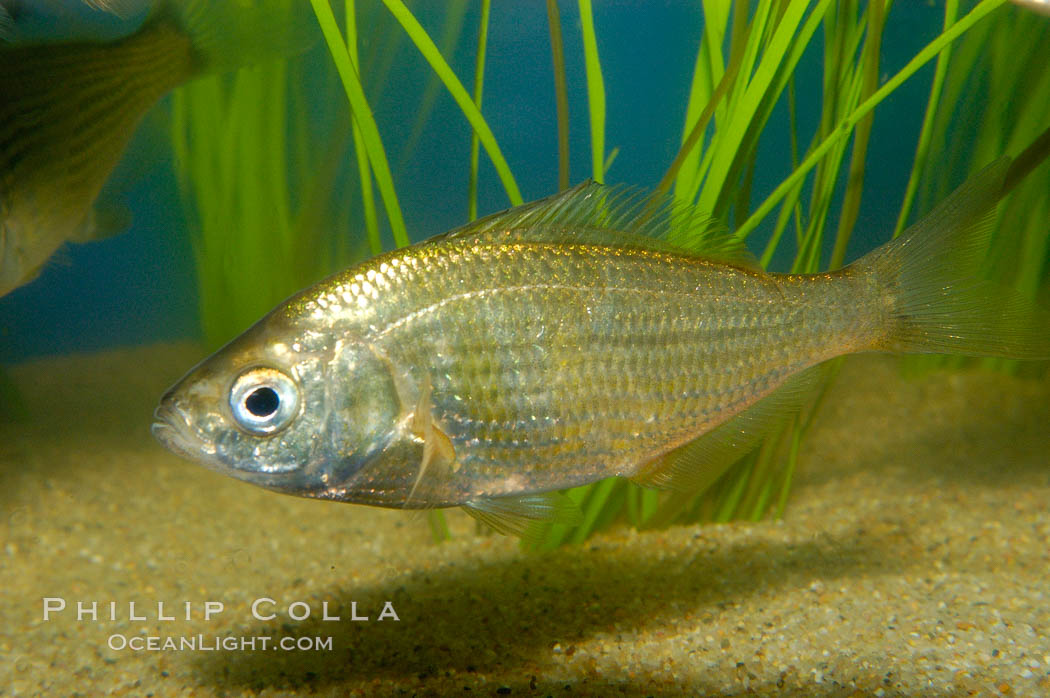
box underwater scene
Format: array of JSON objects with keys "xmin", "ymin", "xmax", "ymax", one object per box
[{"xmin": 3, "ymin": 0, "xmax": 1050, "ymax": 695}]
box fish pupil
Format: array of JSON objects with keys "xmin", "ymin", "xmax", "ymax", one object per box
[{"xmin": 245, "ymin": 387, "xmax": 280, "ymax": 417}]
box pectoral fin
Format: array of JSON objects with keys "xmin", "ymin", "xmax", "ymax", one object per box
[
  {"xmin": 403, "ymin": 372, "xmax": 457, "ymax": 508},
  {"xmin": 462, "ymin": 492, "xmax": 583, "ymax": 540},
  {"xmin": 631, "ymin": 366, "xmax": 825, "ymax": 494}
]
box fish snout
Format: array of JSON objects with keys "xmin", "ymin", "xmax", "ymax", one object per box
[{"xmin": 151, "ymin": 400, "xmax": 212, "ymax": 460}]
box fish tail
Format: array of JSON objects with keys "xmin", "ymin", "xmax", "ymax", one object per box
[
  {"xmin": 856, "ymin": 158, "xmax": 1050, "ymax": 359},
  {"xmin": 164, "ymin": 0, "xmax": 315, "ymax": 76}
]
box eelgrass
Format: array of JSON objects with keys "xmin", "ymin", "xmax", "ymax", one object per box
[
  {"xmin": 399, "ymin": 0, "xmax": 472, "ymax": 174},
  {"xmin": 466, "ymin": 0, "xmax": 490, "ymax": 221},
  {"xmin": 545, "ymin": 0, "xmax": 570, "ymax": 191},
  {"xmin": 171, "ymin": 60, "xmax": 307, "ymax": 348},
  {"xmin": 310, "ymin": 0, "xmax": 410, "ymax": 250},
  {"xmin": 181, "ymin": 1, "xmax": 1045, "ymax": 546},
  {"xmin": 577, "ymin": 0, "xmax": 606, "ymax": 182}
]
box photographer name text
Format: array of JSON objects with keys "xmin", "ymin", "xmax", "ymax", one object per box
[{"xmin": 42, "ymin": 597, "xmax": 400, "ymax": 623}]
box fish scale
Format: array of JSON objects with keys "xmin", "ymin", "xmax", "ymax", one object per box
[{"xmin": 362, "ymin": 240, "xmax": 866, "ymax": 490}]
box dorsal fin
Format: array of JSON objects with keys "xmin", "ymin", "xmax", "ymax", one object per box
[{"xmin": 433, "ymin": 181, "xmax": 759, "ymax": 269}]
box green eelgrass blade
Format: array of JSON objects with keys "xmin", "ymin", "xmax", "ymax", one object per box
[
  {"xmin": 578, "ymin": 0, "xmax": 606, "ymax": 182},
  {"xmin": 712, "ymin": 455, "xmax": 753, "ymax": 523},
  {"xmin": 791, "ymin": 5, "xmax": 873, "ymax": 274},
  {"xmin": 399, "ymin": 0, "xmax": 472, "ymax": 170},
  {"xmin": 523, "ymin": 479, "xmax": 629, "ymax": 549},
  {"xmin": 602, "ymin": 147, "xmax": 619, "ymax": 180},
  {"xmin": 172, "ymin": 56, "xmax": 313, "ymax": 347},
  {"xmin": 656, "ymin": 18, "xmax": 748, "ymax": 199},
  {"xmin": 345, "ymin": 0, "xmax": 382, "ymax": 256},
  {"xmin": 467, "ymin": 0, "xmax": 491, "ymax": 221},
  {"xmin": 625, "ymin": 486, "xmax": 639, "ymax": 527},
  {"xmin": 735, "ymin": 0, "xmax": 1008, "ymax": 241},
  {"xmin": 828, "ymin": 0, "xmax": 885, "ymax": 270},
  {"xmin": 738, "ymin": 423, "xmax": 790, "ymax": 521},
  {"xmin": 569, "ymin": 478, "xmax": 620, "ymax": 544},
  {"xmin": 546, "ymin": 0, "xmax": 570, "ymax": 191},
  {"xmin": 674, "ymin": 0, "xmax": 833, "ymax": 217},
  {"xmin": 694, "ymin": 0, "xmax": 829, "ymax": 217},
  {"xmin": 773, "ymin": 424, "xmax": 803, "ymax": 519},
  {"xmin": 310, "ymin": 0, "xmax": 410, "ymax": 248},
  {"xmin": 670, "ymin": 1, "xmax": 728, "ymax": 202},
  {"xmin": 427, "ymin": 509, "xmax": 451, "ymax": 543},
  {"xmin": 378, "ymin": 0, "xmax": 523, "ymax": 206},
  {"xmin": 759, "ymin": 170, "xmax": 807, "ymax": 268},
  {"xmin": 891, "ymin": 0, "xmax": 959, "ymax": 239}
]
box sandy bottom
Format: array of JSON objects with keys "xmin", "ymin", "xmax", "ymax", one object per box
[{"xmin": 1, "ymin": 343, "xmax": 1049, "ymax": 697}]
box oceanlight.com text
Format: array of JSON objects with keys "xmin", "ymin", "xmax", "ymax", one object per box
[{"xmin": 107, "ymin": 634, "xmax": 334, "ymax": 652}]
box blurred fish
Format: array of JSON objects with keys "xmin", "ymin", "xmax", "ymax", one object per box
[
  {"xmin": 1, "ymin": 0, "xmax": 147, "ymax": 39},
  {"xmin": 0, "ymin": 0, "xmax": 312, "ymax": 297},
  {"xmin": 152, "ymin": 154, "xmax": 1050, "ymax": 536}
]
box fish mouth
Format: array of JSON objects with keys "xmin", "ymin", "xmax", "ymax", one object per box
[{"xmin": 151, "ymin": 402, "xmax": 214, "ymax": 462}]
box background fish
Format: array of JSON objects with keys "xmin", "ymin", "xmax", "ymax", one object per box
[
  {"xmin": 1, "ymin": 1, "xmax": 147, "ymax": 42},
  {"xmin": 153, "ymin": 153, "xmax": 1050, "ymax": 536},
  {"xmin": 0, "ymin": 0, "xmax": 312, "ymax": 297}
]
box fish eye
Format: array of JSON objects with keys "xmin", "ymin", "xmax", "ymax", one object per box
[{"xmin": 229, "ymin": 367, "xmax": 300, "ymax": 435}]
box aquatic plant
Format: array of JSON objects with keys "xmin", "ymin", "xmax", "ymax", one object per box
[
  {"xmin": 169, "ymin": 58, "xmax": 337, "ymax": 347},
  {"xmin": 173, "ymin": 0, "xmax": 1047, "ymax": 545},
  {"xmin": 169, "ymin": 2, "xmax": 388, "ymax": 347}
]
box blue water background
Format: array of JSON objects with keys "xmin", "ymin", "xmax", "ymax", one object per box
[{"xmin": 0, "ymin": 1, "xmax": 951, "ymax": 362}]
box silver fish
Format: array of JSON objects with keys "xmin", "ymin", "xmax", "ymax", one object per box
[{"xmin": 153, "ymin": 159, "xmax": 1049, "ymax": 535}]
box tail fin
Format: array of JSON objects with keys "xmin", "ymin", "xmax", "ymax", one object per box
[
  {"xmin": 856, "ymin": 158, "xmax": 1050, "ymax": 359},
  {"xmin": 167, "ymin": 0, "xmax": 316, "ymax": 75}
]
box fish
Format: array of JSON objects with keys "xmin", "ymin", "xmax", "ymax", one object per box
[
  {"xmin": 0, "ymin": 0, "xmax": 312, "ymax": 297},
  {"xmin": 152, "ymin": 155, "xmax": 1050, "ymax": 537},
  {"xmin": 0, "ymin": 0, "xmax": 145, "ymax": 39}
]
